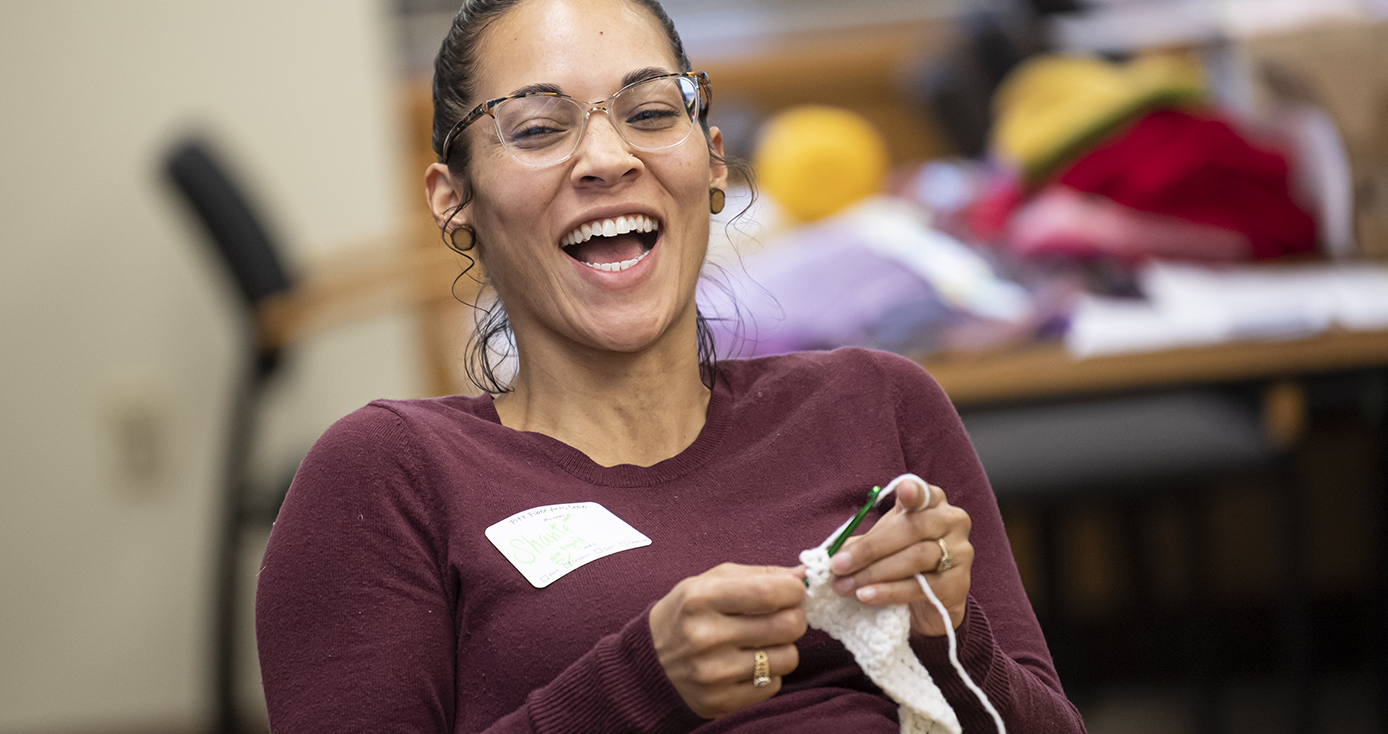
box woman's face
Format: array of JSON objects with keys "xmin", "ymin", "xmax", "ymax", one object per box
[{"xmin": 440, "ymin": 0, "xmax": 726, "ymax": 361}]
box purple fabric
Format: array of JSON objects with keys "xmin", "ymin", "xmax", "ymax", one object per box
[
  {"xmin": 700, "ymin": 227, "xmax": 952, "ymax": 358},
  {"xmin": 256, "ymin": 349, "xmax": 1085, "ymax": 733}
]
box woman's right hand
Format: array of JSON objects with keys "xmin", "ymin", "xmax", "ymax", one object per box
[{"xmin": 648, "ymin": 563, "xmax": 808, "ymax": 719}]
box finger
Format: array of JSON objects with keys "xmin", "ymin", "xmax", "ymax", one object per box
[
  {"xmin": 746, "ymin": 642, "xmax": 800, "ymax": 684},
  {"xmin": 829, "ymin": 503, "xmax": 962, "ymax": 576},
  {"xmin": 835, "ymin": 535, "xmax": 973, "ymax": 596},
  {"xmin": 686, "ymin": 643, "xmax": 798, "ymax": 717},
  {"xmin": 704, "ymin": 605, "xmax": 807, "ymax": 650},
  {"xmin": 719, "ymin": 564, "xmax": 804, "ymax": 580},
  {"xmin": 855, "ymin": 568, "xmax": 970, "ymax": 609},
  {"xmin": 892, "ymin": 479, "xmax": 944, "ymax": 514},
  {"xmin": 702, "ymin": 571, "xmax": 807, "ymax": 615},
  {"xmin": 682, "ymin": 641, "xmax": 801, "ymax": 689}
]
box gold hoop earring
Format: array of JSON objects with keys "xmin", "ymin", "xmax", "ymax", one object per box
[
  {"xmin": 448, "ymin": 225, "xmax": 476, "ymax": 253},
  {"xmin": 710, "ymin": 188, "xmax": 725, "ymax": 215}
]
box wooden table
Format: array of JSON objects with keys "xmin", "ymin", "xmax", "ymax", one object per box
[{"xmin": 920, "ymin": 328, "xmax": 1388, "ymax": 407}]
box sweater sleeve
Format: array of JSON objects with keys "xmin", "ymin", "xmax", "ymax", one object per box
[
  {"xmin": 870, "ymin": 351, "xmax": 1086, "ymax": 734},
  {"xmin": 255, "ymin": 405, "xmax": 703, "ymax": 734}
]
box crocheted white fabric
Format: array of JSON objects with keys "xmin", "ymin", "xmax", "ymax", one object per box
[{"xmin": 799, "ymin": 474, "xmax": 1005, "ymax": 734}]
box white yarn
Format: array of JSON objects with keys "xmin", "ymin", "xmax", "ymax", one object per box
[{"xmin": 799, "ymin": 473, "xmax": 1006, "ymax": 734}]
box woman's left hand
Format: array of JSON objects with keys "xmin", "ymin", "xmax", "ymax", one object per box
[{"xmin": 828, "ymin": 479, "xmax": 973, "ymax": 637}]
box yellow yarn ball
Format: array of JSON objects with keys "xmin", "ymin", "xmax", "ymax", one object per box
[{"xmin": 755, "ymin": 106, "xmax": 890, "ymax": 222}]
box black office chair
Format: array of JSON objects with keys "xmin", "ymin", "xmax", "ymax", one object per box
[{"xmin": 165, "ymin": 138, "xmax": 295, "ymax": 734}]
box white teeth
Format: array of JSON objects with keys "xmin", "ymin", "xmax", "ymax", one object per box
[
  {"xmin": 579, "ymin": 248, "xmax": 650, "ymax": 273},
  {"xmin": 561, "ymin": 214, "xmax": 659, "ymax": 248}
]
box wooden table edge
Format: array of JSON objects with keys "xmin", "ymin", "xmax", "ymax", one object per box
[{"xmin": 919, "ymin": 329, "xmax": 1388, "ymax": 407}]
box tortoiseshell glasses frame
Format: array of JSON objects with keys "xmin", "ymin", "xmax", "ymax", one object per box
[{"xmin": 436, "ymin": 71, "xmax": 711, "ymax": 168}]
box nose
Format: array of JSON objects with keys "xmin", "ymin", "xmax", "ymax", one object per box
[{"xmin": 570, "ymin": 107, "xmax": 640, "ymax": 185}]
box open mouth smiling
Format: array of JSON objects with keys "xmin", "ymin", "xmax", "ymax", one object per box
[{"xmin": 561, "ymin": 215, "xmax": 660, "ymax": 272}]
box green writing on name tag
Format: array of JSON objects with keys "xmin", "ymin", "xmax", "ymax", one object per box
[{"xmin": 485, "ymin": 502, "xmax": 651, "ymax": 588}]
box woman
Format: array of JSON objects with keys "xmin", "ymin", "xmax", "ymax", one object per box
[{"xmin": 255, "ymin": 0, "xmax": 1086, "ymax": 731}]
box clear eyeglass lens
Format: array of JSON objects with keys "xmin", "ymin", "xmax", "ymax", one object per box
[{"xmin": 492, "ymin": 76, "xmax": 698, "ymax": 166}]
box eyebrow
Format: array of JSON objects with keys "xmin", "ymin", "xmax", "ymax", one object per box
[
  {"xmin": 505, "ymin": 82, "xmax": 563, "ymax": 98},
  {"xmin": 621, "ymin": 66, "xmax": 673, "ymax": 88},
  {"xmin": 503, "ymin": 67, "xmax": 674, "ymax": 100}
]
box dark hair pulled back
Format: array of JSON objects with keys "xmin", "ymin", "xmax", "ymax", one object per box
[{"xmin": 431, "ymin": 0, "xmax": 739, "ymax": 395}]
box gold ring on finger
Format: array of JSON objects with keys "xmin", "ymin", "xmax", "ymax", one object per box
[
  {"xmin": 752, "ymin": 650, "xmax": 771, "ymax": 688},
  {"xmin": 934, "ymin": 537, "xmax": 953, "ymax": 574}
]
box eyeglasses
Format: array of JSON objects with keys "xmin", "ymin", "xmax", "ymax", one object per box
[{"xmin": 437, "ymin": 71, "xmax": 710, "ymax": 168}]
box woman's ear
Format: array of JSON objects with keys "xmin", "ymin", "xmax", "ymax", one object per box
[
  {"xmin": 425, "ymin": 162, "xmax": 470, "ymax": 231},
  {"xmin": 707, "ymin": 126, "xmax": 729, "ymax": 193}
]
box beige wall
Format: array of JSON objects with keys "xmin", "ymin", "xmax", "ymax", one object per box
[{"xmin": 0, "ymin": 1, "xmax": 421, "ymax": 730}]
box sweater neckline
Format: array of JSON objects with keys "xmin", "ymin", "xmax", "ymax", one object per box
[{"xmin": 478, "ymin": 379, "xmax": 734, "ymax": 487}]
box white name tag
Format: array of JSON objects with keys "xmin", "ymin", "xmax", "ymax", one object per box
[{"xmin": 484, "ymin": 502, "xmax": 652, "ymax": 588}]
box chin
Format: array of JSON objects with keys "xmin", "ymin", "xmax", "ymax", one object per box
[
  {"xmin": 577, "ymin": 310, "xmax": 679, "ymax": 355},
  {"xmin": 584, "ymin": 326, "xmax": 666, "ymax": 355}
]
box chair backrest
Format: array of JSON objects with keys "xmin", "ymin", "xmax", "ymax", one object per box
[
  {"xmin": 165, "ymin": 139, "xmax": 297, "ymax": 734},
  {"xmin": 165, "ymin": 139, "xmax": 292, "ymax": 309}
]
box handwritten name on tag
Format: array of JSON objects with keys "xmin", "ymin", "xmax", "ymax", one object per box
[{"xmin": 484, "ymin": 502, "xmax": 651, "ymax": 588}]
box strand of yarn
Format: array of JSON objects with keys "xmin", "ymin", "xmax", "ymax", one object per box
[{"xmin": 799, "ymin": 473, "xmax": 1006, "ymax": 734}]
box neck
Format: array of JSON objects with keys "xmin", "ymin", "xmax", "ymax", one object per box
[{"xmin": 492, "ymin": 323, "xmax": 712, "ymax": 468}]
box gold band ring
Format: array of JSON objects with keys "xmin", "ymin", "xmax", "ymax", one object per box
[
  {"xmin": 752, "ymin": 650, "xmax": 771, "ymax": 688},
  {"xmin": 934, "ymin": 537, "xmax": 953, "ymax": 574}
]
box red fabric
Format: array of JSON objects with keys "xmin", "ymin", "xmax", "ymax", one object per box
[
  {"xmin": 1057, "ymin": 108, "xmax": 1316, "ymax": 259},
  {"xmin": 1005, "ymin": 186, "xmax": 1252, "ymax": 262}
]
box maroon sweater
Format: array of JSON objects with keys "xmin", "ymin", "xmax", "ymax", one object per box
[{"xmin": 256, "ymin": 348, "xmax": 1085, "ymax": 733}]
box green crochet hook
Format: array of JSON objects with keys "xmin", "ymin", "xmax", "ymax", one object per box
[
  {"xmin": 827, "ymin": 484, "xmax": 883, "ymax": 557},
  {"xmin": 803, "ymin": 485, "xmax": 884, "ymax": 588}
]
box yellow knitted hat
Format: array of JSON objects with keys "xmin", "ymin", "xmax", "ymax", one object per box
[
  {"xmin": 991, "ymin": 53, "xmax": 1206, "ymax": 182},
  {"xmin": 755, "ymin": 106, "xmax": 891, "ymax": 222}
]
